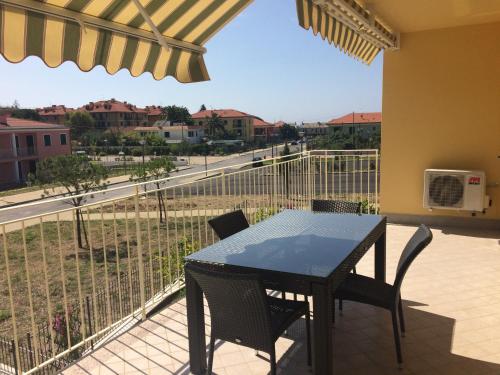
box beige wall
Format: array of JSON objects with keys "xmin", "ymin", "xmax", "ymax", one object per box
[{"xmin": 381, "ymin": 22, "xmax": 500, "ymax": 219}]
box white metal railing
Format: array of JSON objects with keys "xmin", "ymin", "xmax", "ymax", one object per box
[{"xmin": 0, "ymin": 150, "xmax": 379, "ymax": 374}]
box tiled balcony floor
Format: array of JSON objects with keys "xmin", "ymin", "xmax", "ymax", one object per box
[{"xmin": 62, "ymin": 224, "xmax": 500, "ymax": 375}]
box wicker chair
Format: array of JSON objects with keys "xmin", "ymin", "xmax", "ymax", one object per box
[
  {"xmin": 334, "ymin": 225, "xmax": 433, "ymax": 365},
  {"xmin": 311, "ymin": 199, "xmax": 362, "ymax": 215},
  {"xmin": 311, "ymin": 199, "xmax": 362, "ymax": 306},
  {"xmin": 186, "ymin": 263, "xmax": 311, "ymax": 375},
  {"xmin": 208, "ymin": 209, "xmax": 249, "ymax": 240}
]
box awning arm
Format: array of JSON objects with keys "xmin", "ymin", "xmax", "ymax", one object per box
[
  {"xmin": 0, "ymin": 0, "xmax": 206, "ymax": 54},
  {"xmin": 313, "ymin": 0, "xmax": 399, "ymax": 50},
  {"xmin": 130, "ymin": 0, "xmax": 170, "ymax": 53}
]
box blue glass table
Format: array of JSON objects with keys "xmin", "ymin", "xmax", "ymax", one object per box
[{"xmin": 185, "ymin": 209, "xmax": 387, "ymax": 375}]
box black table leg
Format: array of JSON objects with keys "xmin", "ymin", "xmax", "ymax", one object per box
[
  {"xmin": 312, "ymin": 282, "xmax": 333, "ymax": 375},
  {"xmin": 186, "ymin": 268, "xmax": 207, "ymax": 374},
  {"xmin": 375, "ymin": 230, "xmax": 386, "ymax": 282}
]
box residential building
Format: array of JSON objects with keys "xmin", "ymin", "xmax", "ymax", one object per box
[
  {"xmin": 79, "ymin": 99, "xmax": 148, "ymax": 129},
  {"xmin": 302, "ymin": 122, "xmax": 329, "ymax": 137},
  {"xmin": 145, "ymin": 105, "xmax": 165, "ymax": 125},
  {"xmin": 135, "ymin": 120, "xmax": 204, "ymax": 144},
  {"xmin": 191, "ymin": 109, "xmax": 257, "ymax": 142},
  {"xmin": 36, "ymin": 105, "xmax": 74, "ymax": 124},
  {"xmin": 253, "ymin": 118, "xmax": 277, "ymax": 143},
  {"xmin": 327, "ymin": 112, "xmax": 381, "ymax": 139},
  {"xmin": 0, "ymin": 115, "xmax": 71, "ymax": 187}
]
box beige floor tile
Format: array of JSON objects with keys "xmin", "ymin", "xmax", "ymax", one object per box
[{"xmin": 61, "ymin": 224, "xmax": 500, "ymax": 375}]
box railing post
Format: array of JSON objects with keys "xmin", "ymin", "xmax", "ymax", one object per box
[
  {"xmin": 221, "ymin": 170, "xmax": 226, "ymax": 214},
  {"xmin": 134, "ymin": 186, "xmax": 147, "ymax": 321},
  {"xmin": 272, "ymin": 157, "xmax": 277, "ymax": 213},
  {"xmin": 26, "ymin": 333, "xmax": 34, "ymax": 370},
  {"xmin": 85, "ymin": 296, "xmax": 93, "ymax": 350},
  {"xmin": 10, "ymin": 339, "xmax": 18, "ymax": 375}
]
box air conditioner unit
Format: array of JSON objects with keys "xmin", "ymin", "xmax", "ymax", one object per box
[{"xmin": 423, "ymin": 169, "xmax": 488, "ymax": 212}]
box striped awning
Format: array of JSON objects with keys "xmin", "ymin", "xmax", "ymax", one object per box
[
  {"xmin": 296, "ymin": 0, "xmax": 398, "ymax": 65},
  {"xmin": 0, "ymin": 0, "xmax": 253, "ymax": 82}
]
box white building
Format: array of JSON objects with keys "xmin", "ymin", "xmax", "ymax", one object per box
[{"xmin": 135, "ymin": 120, "xmax": 204, "ymax": 144}]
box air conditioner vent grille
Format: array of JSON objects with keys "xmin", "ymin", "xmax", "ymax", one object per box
[{"xmin": 428, "ymin": 174, "xmax": 464, "ymax": 207}]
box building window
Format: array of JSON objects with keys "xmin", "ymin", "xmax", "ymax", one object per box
[
  {"xmin": 349, "ymin": 127, "xmax": 354, "ymax": 135},
  {"xmin": 188, "ymin": 131, "xmax": 194, "ymax": 137},
  {"xmin": 199, "ymin": 121, "xmax": 202, "ymax": 126},
  {"xmin": 224, "ymin": 120, "xmax": 228, "ymax": 125},
  {"xmin": 60, "ymin": 133, "xmax": 67, "ymax": 145},
  {"xmin": 164, "ymin": 132, "xmax": 170, "ymax": 138},
  {"xmin": 43, "ymin": 134, "xmax": 52, "ymax": 146}
]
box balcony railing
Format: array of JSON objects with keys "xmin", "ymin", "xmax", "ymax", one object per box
[
  {"xmin": 16, "ymin": 147, "xmax": 37, "ymax": 157},
  {"xmin": 0, "ymin": 150, "xmax": 379, "ymax": 374}
]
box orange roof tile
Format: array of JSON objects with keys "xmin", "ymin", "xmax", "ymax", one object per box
[
  {"xmin": 191, "ymin": 109, "xmax": 252, "ymax": 119},
  {"xmin": 0, "ymin": 116, "xmax": 68, "ymax": 129},
  {"xmin": 145, "ymin": 105, "xmax": 164, "ymax": 116},
  {"xmin": 252, "ymin": 117, "xmax": 273, "ymax": 127},
  {"xmin": 37, "ymin": 105, "xmax": 74, "ymax": 116},
  {"xmin": 327, "ymin": 112, "xmax": 381, "ymax": 125},
  {"xmin": 79, "ymin": 99, "xmax": 147, "ymax": 113},
  {"xmin": 274, "ymin": 121, "xmax": 286, "ymax": 127}
]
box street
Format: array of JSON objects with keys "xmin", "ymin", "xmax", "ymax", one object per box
[{"xmin": 0, "ymin": 144, "xmax": 297, "ymax": 223}]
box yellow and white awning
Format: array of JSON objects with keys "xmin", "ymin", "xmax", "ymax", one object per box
[
  {"xmin": 296, "ymin": 0, "xmax": 398, "ymax": 64},
  {"xmin": 0, "ymin": 0, "xmax": 253, "ymax": 82}
]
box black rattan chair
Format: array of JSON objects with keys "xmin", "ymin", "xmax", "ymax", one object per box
[
  {"xmin": 311, "ymin": 199, "xmax": 362, "ymax": 215},
  {"xmin": 208, "ymin": 209, "xmax": 249, "ymax": 240},
  {"xmin": 186, "ymin": 263, "xmax": 311, "ymax": 375},
  {"xmin": 311, "ymin": 199, "xmax": 362, "ymax": 306},
  {"xmin": 334, "ymin": 224, "xmax": 433, "ymax": 365}
]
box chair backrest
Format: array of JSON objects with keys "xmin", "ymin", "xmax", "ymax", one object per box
[
  {"xmin": 208, "ymin": 209, "xmax": 249, "ymax": 240},
  {"xmin": 393, "ymin": 225, "xmax": 433, "ymax": 291},
  {"xmin": 185, "ymin": 262, "xmax": 273, "ymax": 352},
  {"xmin": 312, "ymin": 199, "xmax": 362, "ymax": 214}
]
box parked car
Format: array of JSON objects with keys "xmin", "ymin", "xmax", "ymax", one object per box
[{"xmin": 252, "ymin": 156, "xmax": 263, "ymax": 168}]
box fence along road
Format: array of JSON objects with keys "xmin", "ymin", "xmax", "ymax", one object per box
[
  {"xmin": 0, "ymin": 144, "xmax": 291, "ymax": 224},
  {"xmin": 0, "ymin": 150, "xmax": 379, "ymax": 374}
]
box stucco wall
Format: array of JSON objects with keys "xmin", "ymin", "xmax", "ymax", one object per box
[{"xmin": 381, "ymin": 22, "xmax": 500, "ymax": 219}]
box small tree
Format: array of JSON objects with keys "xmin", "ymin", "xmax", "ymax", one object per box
[
  {"xmin": 279, "ymin": 123, "xmax": 299, "ymax": 141},
  {"xmin": 130, "ymin": 157, "xmax": 174, "ymax": 223},
  {"xmin": 163, "ymin": 105, "xmax": 193, "ymax": 125},
  {"xmin": 10, "ymin": 108, "xmax": 42, "ymax": 121},
  {"xmin": 199, "ymin": 104, "xmax": 207, "ymax": 111},
  {"xmin": 30, "ymin": 155, "xmax": 108, "ymax": 248},
  {"xmin": 66, "ymin": 111, "xmax": 96, "ymax": 140}
]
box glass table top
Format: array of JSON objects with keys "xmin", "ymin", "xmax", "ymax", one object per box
[{"xmin": 186, "ymin": 209, "xmax": 385, "ymax": 279}]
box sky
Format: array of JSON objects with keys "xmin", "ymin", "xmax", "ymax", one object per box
[{"xmin": 0, "ymin": 0, "xmax": 383, "ymax": 123}]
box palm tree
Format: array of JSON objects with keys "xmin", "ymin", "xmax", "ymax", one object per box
[{"xmin": 206, "ymin": 113, "xmax": 226, "ymax": 139}]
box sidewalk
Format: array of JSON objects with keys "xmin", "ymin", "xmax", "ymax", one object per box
[
  {"xmin": 0, "ymin": 174, "xmax": 134, "ymax": 207},
  {"xmin": 0, "ymin": 165, "xmax": 198, "ymax": 208}
]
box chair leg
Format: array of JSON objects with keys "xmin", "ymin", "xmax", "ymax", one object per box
[
  {"xmin": 305, "ymin": 309, "xmax": 312, "ymax": 366},
  {"xmin": 339, "ymin": 298, "xmax": 343, "ymax": 315},
  {"xmin": 270, "ymin": 347, "xmax": 277, "ymax": 375},
  {"xmin": 398, "ymin": 295, "xmax": 406, "ymax": 337},
  {"xmin": 207, "ymin": 336, "xmax": 215, "ymax": 375},
  {"xmin": 282, "ymin": 291, "xmax": 286, "ymax": 300},
  {"xmin": 391, "ymin": 309, "xmax": 403, "ymax": 366},
  {"xmin": 352, "ymin": 265, "xmax": 357, "ymax": 274}
]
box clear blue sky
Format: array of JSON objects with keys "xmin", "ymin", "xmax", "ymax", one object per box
[{"xmin": 0, "ymin": 0, "xmax": 382, "ymax": 123}]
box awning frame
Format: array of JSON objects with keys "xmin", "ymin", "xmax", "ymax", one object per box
[
  {"xmin": 0, "ymin": 0, "xmax": 206, "ymax": 54},
  {"xmin": 312, "ymin": 0, "xmax": 399, "ymax": 50}
]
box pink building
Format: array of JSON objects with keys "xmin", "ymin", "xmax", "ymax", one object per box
[{"xmin": 0, "ymin": 115, "xmax": 71, "ymax": 188}]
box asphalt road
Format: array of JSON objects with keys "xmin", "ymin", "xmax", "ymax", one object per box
[{"xmin": 0, "ymin": 145, "xmax": 296, "ymax": 223}]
